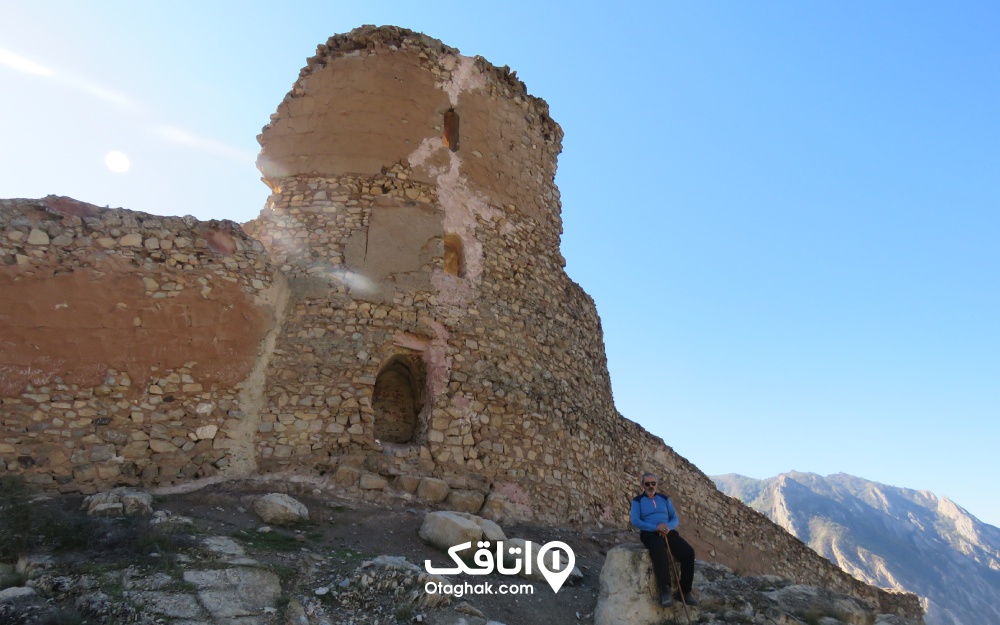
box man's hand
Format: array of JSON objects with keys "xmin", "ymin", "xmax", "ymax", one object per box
[{"xmin": 656, "ymin": 523, "xmax": 670, "ymax": 536}]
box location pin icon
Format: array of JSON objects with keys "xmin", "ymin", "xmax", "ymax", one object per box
[{"xmin": 535, "ymin": 541, "xmax": 575, "ymax": 593}]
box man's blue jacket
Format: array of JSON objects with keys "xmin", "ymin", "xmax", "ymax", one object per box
[{"xmin": 630, "ymin": 492, "xmax": 679, "ymax": 532}]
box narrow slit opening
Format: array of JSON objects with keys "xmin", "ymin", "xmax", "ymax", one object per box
[
  {"xmin": 443, "ymin": 234, "xmax": 464, "ymax": 277},
  {"xmin": 443, "ymin": 109, "xmax": 460, "ymax": 152}
]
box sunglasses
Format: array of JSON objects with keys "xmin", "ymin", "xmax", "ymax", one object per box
[{"xmin": 643, "ymin": 481, "xmax": 657, "ymax": 487}]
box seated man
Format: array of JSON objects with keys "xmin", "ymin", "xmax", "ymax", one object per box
[{"xmin": 629, "ymin": 472, "xmax": 699, "ymax": 608}]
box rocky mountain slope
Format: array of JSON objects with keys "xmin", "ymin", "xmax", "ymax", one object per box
[{"xmin": 713, "ymin": 472, "xmax": 1000, "ymax": 625}]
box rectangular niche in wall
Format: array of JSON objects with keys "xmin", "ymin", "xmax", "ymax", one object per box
[{"xmin": 443, "ymin": 233, "xmax": 464, "ymax": 277}]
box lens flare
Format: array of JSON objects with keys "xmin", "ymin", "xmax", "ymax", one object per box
[
  {"xmin": 105, "ymin": 151, "xmax": 131, "ymax": 173},
  {"xmin": 338, "ymin": 270, "xmax": 377, "ymax": 296},
  {"xmin": 255, "ymin": 218, "xmax": 380, "ymax": 297},
  {"xmin": 0, "ymin": 49, "xmax": 52, "ymax": 76}
]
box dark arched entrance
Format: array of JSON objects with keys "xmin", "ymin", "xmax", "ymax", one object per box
[{"xmin": 372, "ymin": 354, "xmax": 426, "ymax": 444}]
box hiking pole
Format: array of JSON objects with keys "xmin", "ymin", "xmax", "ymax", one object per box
[{"xmin": 664, "ymin": 534, "xmax": 693, "ymax": 625}]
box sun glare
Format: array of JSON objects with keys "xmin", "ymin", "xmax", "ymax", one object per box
[
  {"xmin": 0, "ymin": 49, "xmax": 53, "ymax": 76},
  {"xmin": 105, "ymin": 151, "xmax": 131, "ymax": 173}
]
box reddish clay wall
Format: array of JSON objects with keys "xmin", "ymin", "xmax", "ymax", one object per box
[{"xmin": 0, "ymin": 196, "xmax": 280, "ymax": 490}]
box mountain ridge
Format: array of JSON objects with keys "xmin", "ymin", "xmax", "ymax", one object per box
[{"xmin": 713, "ymin": 471, "xmax": 1000, "ymax": 625}]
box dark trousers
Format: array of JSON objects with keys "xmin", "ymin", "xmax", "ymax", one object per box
[{"xmin": 640, "ymin": 530, "xmax": 695, "ymax": 595}]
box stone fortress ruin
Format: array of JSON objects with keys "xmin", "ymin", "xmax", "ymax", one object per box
[{"xmin": 0, "ymin": 25, "xmax": 920, "ymax": 620}]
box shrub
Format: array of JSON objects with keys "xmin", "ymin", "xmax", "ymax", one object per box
[
  {"xmin": 0, "ymin": 568, "xmax": 27, "ymax": 591},
  {"xmin": 232, "ymin": 528, "xmax": 306, "ymax": 552},
  {"xmin": 0, "ymin": 476, "xmax": 98, "ymax": 561}
]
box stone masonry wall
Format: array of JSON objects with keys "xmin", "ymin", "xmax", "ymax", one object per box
[
  {"xmin": 0, "ymin": 196, "xmax": 283, "ymax": 492},
  {"xmin": 242, "ymin": 169, "xmax": 620, "ymax": 527},
  {"xmin": 0, "ymin": 25, "xmax": 922, "ymax": 622}
]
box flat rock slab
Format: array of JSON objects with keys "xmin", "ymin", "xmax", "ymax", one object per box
[
  {"xmin": 201, "ymin": 536, "xmax": 247, "ymax": 556},
  {"xmin": 128, "ymin": 591, "xmax": 207, "ymax": 620},
  {"xmin": 0, "ymin": 586, "xmax": 36, "ymax": 603},
  {"xmin": 183, "ymin": 568, "xmax": 281, "ymax": 620},
  {"xmin": 201, "ymin": 536, "xmax": 258, "ymax": 564}
]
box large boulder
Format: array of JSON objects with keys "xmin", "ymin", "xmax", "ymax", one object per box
[
  {"xmin": 451, "ymin": 511, "xmax": 507, "ymax": 542},
  {"xmin": 479, "ymin": 490, "xmax": 507, "ymax": 521},
  {"xmin": 505, "ymin": 538, "xmax": 582, "ymax": 586},
  {"xmin": 419, "ymin": 512, "xmax": 582, "ymax": 588},
  {"xmin": 252, "ymin": 493, "xmax": 309, "ymax": 525},
  {"xmin": 445, "ymin": 489, "xmax": 485, "ymax": 513},
  {"xmin": 82, "ymin": 488, "xmax": 153, "ymax": 517},
  {"xmin": 419, "ymin": 511, "xmax": 483, "ymax": 554},
  {"xmin": 596, "ymin": 545, "xmax": 897, "ymax": 625},
  {"xmin": 360, "ymin": 473, "xmax": 388, "ymax": 490},
  {"xmin": 416, "ymin": 477, "xmax": 450, "ymax": 503},
  {"xmin": 333, "ymin": 465, "xmax": 361, "ymax": 486},
  {"xmin": 765, "ymin": 585, "xmax": 874, "ymax": 625},
  {"xmin": 15, "ymin": 555, "xmax": 54, "ymax": 579},
  {"xmin": 595, "ymin": 543, "xmax": 671, "ymax": 625}
]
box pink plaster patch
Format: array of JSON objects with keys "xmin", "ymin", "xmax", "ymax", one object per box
[
  {"xmin": 426, "ymin": 321, "xmax": 453, "ymax": 398},
  {"xmin": 393, "ymin": 332, "xmax": 430, "ymax": 352},
  {"xmin": 493, "ymin": 481, "xmax": 534, "ymax": 520},
  {"xmin": 407, "ymin": 136, "xmax": 442, "ymax": 170},
  {"xmin": 393, "ymin": 325, "xmax": 452, "ymax": 400},
  {"xmin": 204, "ymin": 230, "xmax": 237, "ymax": 256},
  {"xmin": 440, "ymin": 55, "xmax": 486, "ymax": 106}
]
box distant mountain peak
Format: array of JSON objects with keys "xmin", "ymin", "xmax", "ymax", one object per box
[{"xmin": 713, "ymin": 471, "xmax": 1000, "ymax": 625}]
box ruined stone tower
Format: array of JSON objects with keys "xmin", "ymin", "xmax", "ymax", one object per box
[
  {"xmin": 0, "ymin": 26, "xmax": 923, "ymax": 619},
  {"xmin": 244, "ymin": 25, "xmax": 624, "ymax": 523}
]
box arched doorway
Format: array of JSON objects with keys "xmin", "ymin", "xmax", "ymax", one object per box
[{"xmin": 372, "ymin": 354, "xmax": 426, "ymax": 444}]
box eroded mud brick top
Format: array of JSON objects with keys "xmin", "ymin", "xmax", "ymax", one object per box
[{"xmin": 257, "ymin": 25, "xmax": 564, "ymax": 227}]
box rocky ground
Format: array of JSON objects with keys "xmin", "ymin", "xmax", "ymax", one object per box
[
  {"xmin": 0, "ymin": 481, "xmax": 919, "ymax": 625},
  {"xmin": 0, "ymin": 482, "xmax": 621, "ymax": 625}
]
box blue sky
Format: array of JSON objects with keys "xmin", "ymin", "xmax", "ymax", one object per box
[{"xmin": 2, "ymin": 1, "xmax": 998, "ymax": 527}]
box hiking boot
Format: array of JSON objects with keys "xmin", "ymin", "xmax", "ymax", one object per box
[
  {"xmin": 659, "ymin": 592, "xmax": 673, "ymax": 608},
  {"xmin": 683, "ymin": 592, "xmax": 699, "ymax": 606}
]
